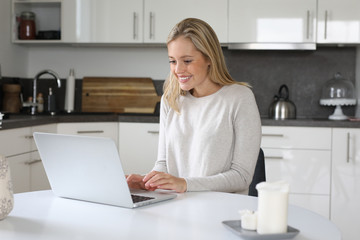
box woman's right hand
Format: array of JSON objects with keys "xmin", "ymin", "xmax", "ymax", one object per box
[
  {"xmin": 126, "ymin": 174, "xmax": 157, "ymax": 191},
  {"xmin": 126, "ymin": 174, "xmax": 146, "ymax": 190}
]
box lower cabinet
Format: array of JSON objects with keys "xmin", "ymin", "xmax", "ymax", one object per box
[
  {"xmin": 261, "ymin": 126, "xmax": 332, "ymax": 219},
  {"xmin": 1, "ymin": 124, "xmax": 56, "ymax": 193},
  {"xmin": 7, "ymin": 153, "xmax": 31, "ymax": 193},
  {"xmin": 57, "ymin": 122, "xmax": 119, "ymax": 146},
  {"xmin": 331, "ymin": 128, "xmax": 360, "ymax": 240},
  {"xmin": 119, "ymin": 122, "xmax": 159, "ymax": 175}
]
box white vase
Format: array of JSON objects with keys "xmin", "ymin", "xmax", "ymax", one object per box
[{"xmin": 0, "ymin": 155, "xmax": 14, "ymax": 220}]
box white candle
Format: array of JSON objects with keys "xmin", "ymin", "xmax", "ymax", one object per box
[
  {"xmin": 256, "ymin": 181, "xmax": 290, "ymax": 234},
  {"xmin": 239, "ymin": 210, "xmax": 257, "ymax": 230}
]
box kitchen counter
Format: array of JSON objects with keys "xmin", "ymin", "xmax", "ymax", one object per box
[{"xmin": 0, "ymin": 113, "xmax": 359, "ymax": 130}]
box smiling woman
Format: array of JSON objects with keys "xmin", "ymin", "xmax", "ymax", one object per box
[{"xmin": 126, "ymin": 18, "xmax": 261, "ymax": 194}]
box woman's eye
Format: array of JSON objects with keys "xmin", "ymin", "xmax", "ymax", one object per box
[
  {"xmin": 184, "ymin": 60, "xmax": 192, "ymax": 64},
  {"xmin": 169, "ymin": 60, "xmax": 176, "ymax": 64}
]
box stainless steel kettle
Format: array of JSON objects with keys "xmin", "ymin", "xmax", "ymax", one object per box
[{"xmin": 268, "ymin": 84, "xmax": 296, "ymax": 120}]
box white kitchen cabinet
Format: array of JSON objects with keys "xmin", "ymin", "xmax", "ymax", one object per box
[
  {"xmin": 12, "ymin": 0, "xmax": 143, "ymax": 43},
  {"xmin": 144, "ymin": 0, "xmax": 228, "ymax": 43},
  {"xmin": 261, "ymin": 126, "xmax": 332, "ymax": 218},
  {"xmin": 7, "ymin": 153, "xmax": 31, "ymax": 193},
  {"xmin": 30, "ymin": 124, "xmax": 57, "ymax": 191},
  {"xmin": 331, "ymin": 128, "xmax": 360, "ymax": 240},
  {"xmin": 317, "ymin": 0, "xmax": 360, "ymax": 44},
  {"xmin": 57, "ymin": 122, "xmax": 118, "ymax": 146},
  {"xmin": 1, "ymin": 127, "xmax": 33, "ymax": 193},
  {"xmin": 0, "ymin": 124, "xmax": 56, "ymax": 193},
  {"xmin": 119, "ymin": 122, "xmax": 159, "ymax": 175},
  {"xmin": 64, "ymin": 0, "xmax": 143, "ymax": 43},
  {"xmin": 228, "ymin": 0, "xmax": 316, "ymax": 49}
]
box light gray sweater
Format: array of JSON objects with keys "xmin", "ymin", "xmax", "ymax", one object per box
[{"xmin": 153, "ymin": 84, "xmax": 262, "ymax": 194}]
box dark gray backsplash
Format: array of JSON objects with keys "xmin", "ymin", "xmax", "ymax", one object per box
[
  {"xmin": 223, "ymin": 47, "xmax": 356, "ymax": 118},
  {"xmin": 1, "ymin": 47, "xmax": 357, "ymax": 118}
]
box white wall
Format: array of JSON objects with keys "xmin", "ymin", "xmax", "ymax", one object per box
[
  {"xmin": 0, "ymin": 0, "xmax": 27, "ymax": 77},
  {"xmin": 27, "ymin": 45, "xmax": 170, "ymax": 80}
]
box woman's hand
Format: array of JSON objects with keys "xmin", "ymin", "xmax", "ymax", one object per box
[
  {"xmin": 143, "ymin": 171, "xmax": 187, "ymax": 193},
  {"xmin": 126, "ymin": 174, "xmax": 155, "ymax": 191}
]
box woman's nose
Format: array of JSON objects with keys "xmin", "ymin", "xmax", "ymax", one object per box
[{"xmin": 175, "ymin": 63, "xmax": 184, "ymax": 73}]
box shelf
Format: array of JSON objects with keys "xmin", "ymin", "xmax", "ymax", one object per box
[{"xmin": 12, "ymin": 0, "xmax": 62, "ymax": 42}]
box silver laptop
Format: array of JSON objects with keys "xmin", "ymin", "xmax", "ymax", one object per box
[{"xmin": 33, "ymin": 132, "xmax": 176, "ymax": 208}]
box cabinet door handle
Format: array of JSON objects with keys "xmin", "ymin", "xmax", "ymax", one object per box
[
  {"xmin": 25, "ymin": 135, "xmax": 34, "ymax": 139},
  {"xmin": 133, "ymin": 12, "xmax": 137, "ymax": 40},
  {"xmin": 77, "ymin": 130, "xmax": 104, "ymax": 134},
  {"xmin": 25, "ymin": 159, "xmax": 42, "ymax": 165},
  {"xmin": 262, "ymin": 134, "xmax": 284, "ymax": 137},
  {"xmin": 306, "ymin": 10, "xmax": 310, "ymax": 39},
  {"xmin": 265, "ymin": 156, "xmax": 284, "ymax": 160},
  {"xmin": 149, "ymin": 12, "xmax": 154, "ymax": 39},
  {"xmin": 347, "ymin": 132, "xmax": 351, "ymax": 163},
  {"xmin": 324, "ymin": 10, "xmax": 328, "ymax": 39},
  {"xmin": 147, "ymin": 130, "xmax": 159, "ymax": 134}
]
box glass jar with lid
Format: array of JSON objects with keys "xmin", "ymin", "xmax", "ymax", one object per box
[{"xmin": 19, "ymin": 11, "xmax": 36, "ymax": 40}]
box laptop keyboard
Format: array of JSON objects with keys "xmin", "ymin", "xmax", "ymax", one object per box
[{"xmin": 131, "ymin": 194, "xmax": 155, "ymax": 203}]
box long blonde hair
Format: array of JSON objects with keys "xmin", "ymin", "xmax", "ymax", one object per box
[{"xmin": 163, "ymin": 18, "xmax": 248, "ymax": 113}]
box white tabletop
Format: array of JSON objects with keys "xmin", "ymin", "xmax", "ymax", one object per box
[{"xmin": 0, "ymin": 191, "xmax": 340, "ymax": 240}]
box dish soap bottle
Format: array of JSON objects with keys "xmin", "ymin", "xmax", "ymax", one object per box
[{"xmin": 47, "ymin": 87, "xmax": 56, "ymax": 115}]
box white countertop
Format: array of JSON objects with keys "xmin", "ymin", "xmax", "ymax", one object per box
[{"xmin": 0, "ymin": 191, "xmax": 341, "ymax": 240}]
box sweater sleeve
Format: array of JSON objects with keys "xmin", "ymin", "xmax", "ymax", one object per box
[
  {"xmin": 184, "ymin": 88, "xmax": 262, "ymax": 194},
  {"xmin": 152, "ymin": 96, "xmax": 169, "ymax": 173}
]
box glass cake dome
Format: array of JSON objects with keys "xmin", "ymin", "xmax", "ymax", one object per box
[{"xmin": 320, "ymin": 72, "xmax": 357, "ymax": 120}]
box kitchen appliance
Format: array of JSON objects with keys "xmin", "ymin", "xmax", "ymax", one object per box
[
  {"xmin": 268, "ymin": 84, "xmax": 296, "ymax": 120},
  {"xmin": 320, "ymin": 72, "xmax": 356, "ymax": 120}
]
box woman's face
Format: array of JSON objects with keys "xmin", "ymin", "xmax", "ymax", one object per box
[{"xmin": 168, "ymin": 36, "xmax": 213, "ymax": 97}]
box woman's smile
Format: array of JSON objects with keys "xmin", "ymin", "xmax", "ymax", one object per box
[{"xmin": 178, "ymin": 75, "xmax": 192, "ymax": 83}]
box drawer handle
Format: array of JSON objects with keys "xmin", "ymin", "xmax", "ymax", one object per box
[
  {"xmin": 7, "ymin": 150, "xmax": 38, "ymax": 158},
  {"xmin": 262, "ymin": 134, "xmax": 284, "ymax": 137},
  {"xmin": 77, "ymin": 130, "xmax": 104, "ymax": 134},
  {"xmin": 147, "ymin": 131, "xmax": 159, "ymax": 134},
  {"xmin": 25, "ymin": 159, "xmax": 42, "ymax": 165},
  {"xmin": 265, "ymin": 156, "xmax": 284, "ymax": 160},
  {"xmin": 25, "ymin": 135, "xmax": 34, "ymax": 139},
  {"xmin": 347, "ymin": 132, "xmax": 350, "ymax": 163}
]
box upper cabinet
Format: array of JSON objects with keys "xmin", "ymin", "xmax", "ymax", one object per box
[
  {"xmin": 12, "ymin": 0, "xmax": 360, "ymax": 47},
  {"xmin": 228, "ymin": 0, "xmax": 317, "ymax": 49},
  {"xmin": 12, "ymin": 0, "xmax": 227, "ymax": 44},
  {"xmin": 317, "ymin": 0, "xmax": 360, "ymax": 44},
  {"xmin": 143, "ymin": 0, "xmax": 227, "ymax": 44},
  {"xmin": 64, "ymin": 0, "xmax": 143, "ymax": 43}
]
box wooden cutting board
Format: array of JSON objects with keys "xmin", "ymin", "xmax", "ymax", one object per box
[{"xmin": 81, "ymin": 77, "xmax": 161, "ymax": 113}]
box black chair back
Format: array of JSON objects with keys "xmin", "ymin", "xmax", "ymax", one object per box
[{"xmin": 248, "ymin": 148, "xmax": 266, "ymax": 197}]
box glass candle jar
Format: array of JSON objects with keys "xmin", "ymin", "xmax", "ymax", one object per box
[{"xmin": 19, "ymin": 11, "xmax": 36, "ymax": 40}]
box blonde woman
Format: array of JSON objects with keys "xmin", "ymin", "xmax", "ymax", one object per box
[{"xmin": 127, "ymin": 18, "xmax": 261, "ymax": 194}]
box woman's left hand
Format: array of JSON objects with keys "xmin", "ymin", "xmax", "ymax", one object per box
[{"xmin": 143, "ymin": 171, "xmax": 187, "ymax": 193}]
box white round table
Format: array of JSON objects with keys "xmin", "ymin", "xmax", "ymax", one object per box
[{"xmin": 0, "ymin": 191, "xmax": 340, "ymax": 240}]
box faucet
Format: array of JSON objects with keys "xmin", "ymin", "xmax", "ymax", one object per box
[{"xmin": 30, "ymin": 69, "xmax": 61, "ymax": 115}]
